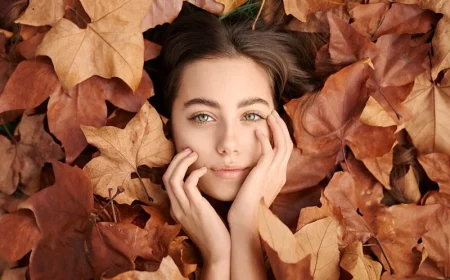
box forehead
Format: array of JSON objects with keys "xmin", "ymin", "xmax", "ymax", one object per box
[{"xmin": 177, "ymin": 56, "xmax": 274, "ymax": 107}]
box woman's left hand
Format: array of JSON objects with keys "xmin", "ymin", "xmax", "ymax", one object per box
[{"xmin": 227, "ymin": 110, "xmax": 294, "ymax": 225}]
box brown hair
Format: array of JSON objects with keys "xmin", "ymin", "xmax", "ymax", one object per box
[
  {"xmin": 146, "ymin": 4, "xmax": 339, "ymax": 119},
  {"xmin": 0, "ymin": 0, "xmax": 28, "ymax": 31}
]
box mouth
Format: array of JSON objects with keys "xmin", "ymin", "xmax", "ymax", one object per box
[{"xmin": 212, "ymin": 168, "xmax": 250, "ymax": 179}]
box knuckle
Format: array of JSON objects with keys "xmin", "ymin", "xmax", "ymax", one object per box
[{"xmin": 168, "ymin": 178, "xmax": 178, "ymax": 186}]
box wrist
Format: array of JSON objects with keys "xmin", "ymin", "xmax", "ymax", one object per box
[{"xmin": 201, "ymin": 239, "xmax": 231, "ymax": 265}]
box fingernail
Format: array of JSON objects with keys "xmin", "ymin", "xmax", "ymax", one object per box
[
  {"xmin": 185, "ymin": 148, "xmax": 192, "ymax": 153},
  {"xmin": 272, "ymin": 110, "xmax": 279, "ymax": 117},
  {"xmin": 188, "ymin": 151, "xmax": 197, "ymax": 157}
]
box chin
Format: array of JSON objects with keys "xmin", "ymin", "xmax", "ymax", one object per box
[{"xmin": 198, "ymin": 177, "xmax": 241, "ymax": 202}]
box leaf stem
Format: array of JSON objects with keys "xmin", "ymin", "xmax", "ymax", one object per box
[
  {"xmin": 374, "ymin": 237, "xmax": 395, "ymax": 275},
  {"xmin": 252, "ymin": 0, "xmax": 266, "ymax": 31},
  {"xmin": 136, "ymin": 171, "xmax": 154, "ymax": 203},
  {"xmin": 91, "ymin": 186, "xmax": 124, "ymax": 221},
  {"xmin": 108, "ymin": 188, "xmax": 117, "ymax": 223}
]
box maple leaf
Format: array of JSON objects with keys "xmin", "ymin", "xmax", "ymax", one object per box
[
  {"xmin": 328, "ymin": 13, "xmax": 430, "ymax": 125},
  {"xmin": 36, "ymin": 0, "xmax": 155, "ymax": 91},
  {"xmin": 259, "ymin": 198, "xmax": 340, "ymax": 279},
  {"xmin": 18, "ymin": 161, "xmax": 94, "ymax": 280},
  {"xmin": 14, "ymin": 0, "xmax": 66, "ymax": 26},
  {"xmin": 104, "ymin": 255, "xmax": 188, "ymax": 280},
  {"xmin": 371, "ymin": 3, "xmax": 440, "ymax": 40},
  {"xmin": 281, "ymin": 148, "xmax": 336, "ymax": 194},
  {"xmin": 418, "ymin": 153, "xmax": 450, "ymax": 194},
  {"xmin": 168, "ymin": 236, "xmax": 201, "ymax": 277},
  {"xmin": 0, "ymin": 58, "xmax": 153, "ymax": 163},
  {"xmin": 349, "ymin": 2, "xmax": 389, "ymax": 38},
  {"xmin": 86, "ymin": 222, "xmax": 156, "ymax": 278},
  {"xmin": 430, "ymin": 16, "xmax": 450, "ymax": 79},
  {"xmin": 401, "ymin": 61, "xmax": 450, "ymax": 155},
  {"xmin": 81, "ymin": 101, "xmax": 174, "ymax": 205},
  {"xmin": 214, "ymin": 0, "xmax": 247, "ymax": 15},
  {"xmin": 283, "ymin": 0, "xmax": 345, "ymax": 22},
  {"xmin": 285, "ymin": 59, "xmax": 397, "ymax": 162},
  {"xmin": 0, "ymin": 112, "xmax": 64, "ymax": 195},
  {"xmin": 340, "ymin": 242, "xmax": 382, "ymax": 279},
  {"xmin": 392, "ymin": 0, "xmax": 450, "ymax": 18},
  {"xmin": 0, "ymin": 211, "xmax": 40, "ymax": 263}
]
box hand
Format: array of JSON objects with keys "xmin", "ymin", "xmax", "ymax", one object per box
[
  {"xmin": 162, "ymin": 148, "xmax": 231, "ymax": 264},
  {"xmin": 228, "ymin": 110, "xmax": 294, "ymax": 224}
]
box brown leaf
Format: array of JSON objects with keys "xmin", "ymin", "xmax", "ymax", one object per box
[
  {"xmin": 392, "ymin": 0, "xmax": 450, "ymax": 17},
  {"xmin": 349, "ymin": 3, "xmax": 389, "ymax": 38},
  {"xmin": 283, "ymin": 0, "xmax": 345, "ymax": 22},
  {"xmin": 214, "ymin": 0, "xmax": 246, "ymax": 15},
  {"xmin": 15, "ymin": 28, "xmax": 48, "ymax": 60},
  {"xmin": 0, "ymin": 267, "xmax": 28, "ymax": 280},
  {"xmin": 87, "ymin": 222, "xmax": 155, "ymax": 279},
  {"xmin": 271, "ymin": 184, "xmax": 322, "ymax": 232},
  {"xmin": 360, "ymin": 83, "xmax": 413, "ymax": 127},
  {"xmin": 418, "ymin": 206, "xmax": 450, "ymax": 277},
  {"xmin": 104, "ymin": 255, "xmax": 188, "ymax": 280},
  {"xmin": 18, "ymin": 161, "xmax": 94, "ymax": 280},
  {"xmin": 323, "ymin": 172, "xmax": 378, "ymax": 245},
  {"xmin": 81, "ymin": 101, "xmax": 174, "ymax": 205},
  {"xmin": 259, "ymin": 199, "xmax": 340, "ymax": 279},
  {"xmin": 431, "ymin": 16, "xmax": 450, "ymax": 79},
  {"xmin": 168, "ymin": 236, "xmax": 200, "ymax": 278},
  {"xmin": 0, "ymin": 113, "xmax": 64, "ymax": 195},
  {"xmin": 14, "ymin": 0, "xmax": 65, "ymax": 26},
  {"xmin": 0, "ymin": 34, "xmax": 17, "ymax": 93},
  {"xmin": 281, "ymin": 147, "xmax": 335, "ymax": 194},
  {"xmin": 285, "ymin": 59, "xmax": 395, "ymax": 162},
  {"xmin": 144, "ymin": 40, "xmax": 162, "ymax": 62},
  {"xmin": 140, "ymin": 0, "xmax": 183, "ymax": 32},
  {"xmin": 49, "ymin": 72, "xmax": 153, "ymax": 163},
  {"xmin": 340, "ymin": 242, "xmax": 382, "ymax": 280},
  {"xmin": 370, "ymin": 203, "xmax": 441, "ymax": 277},
  {"xmin": 37, "ymin": 0, "xmax": 154, "ymax": 91},
  {"xmin": 0, "ymin": 58, "xmax": 60, "ymax": 115},
  {"xmin": 402, "ymin": 62, "xmax": 450, "ymax": 155},
  {"xmin": 0, "ymin": 211, "xmax": 40, "ymax": 263},
  {"xmin": 372, "ymin": 3, "xmax": 440, "ymax": 40},
  {"xmin": 187, "ymin": 0, "xmax": 224, "ymax": 15}
]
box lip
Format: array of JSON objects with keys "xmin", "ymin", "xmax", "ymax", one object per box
[{"xmin": 212, "ymin": 168, "xmax": 250, "ymax": 179}]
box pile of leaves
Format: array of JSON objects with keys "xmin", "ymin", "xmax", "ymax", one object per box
[{"xmin": 0, "ymin": 0, "xmax": 449, "ymax": 279}]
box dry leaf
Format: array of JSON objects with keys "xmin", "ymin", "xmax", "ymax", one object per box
[
  {"xmin": 81, "ymin": 101, "xmax": 174, "ymax": 204},
  {"xmin": 340, "ymin": 242, "xmax": 382, "ymax": 280},
  {"xmin": 259, "ymin": 199, "xmax": 340, "ymax": 279},
  {"xmin": 36, "ymin": 0, "xmax": 154, "ymax": 91}
]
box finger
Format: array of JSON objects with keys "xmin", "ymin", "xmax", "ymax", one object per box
[
  {"xmin": 268, "ymin": 111, "xmax": 287, "ymax": 166},
  {"xmin": 163, "ymin": 148, "xmax": 193, "ymax": 207},
  {"xmin": 163, "ymin": 148, "xmax": 193, "ymax": 181},
  {"xmin": 255, "ymin": 129, "xmax": 274, "ymax": 169},
  {"xmin": 184, "ymin": 166, "xmax": 208, "ymax": 204},
  {"xmin": 170, "ymin": 151, "xmax": 199, "ymax": 207},
  {"xmin": 274, "ymin": 113, "xmax": 294, "ymax": 166}
]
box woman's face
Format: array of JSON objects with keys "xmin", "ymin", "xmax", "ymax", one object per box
[{"xmin": 170, "ymin": 56, "xmax": 275, "ymax": 202}]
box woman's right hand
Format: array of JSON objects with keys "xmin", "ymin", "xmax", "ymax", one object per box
[{"xmin": 162, "ymin": 147, "xmax": 231, "ymax": 264}]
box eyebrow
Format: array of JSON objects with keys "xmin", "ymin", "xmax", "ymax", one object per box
[{"xmin": 183, "ymin": 97, "xmax": 270, "ymax": 109}]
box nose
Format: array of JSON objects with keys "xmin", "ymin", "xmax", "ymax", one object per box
[{"xmin": 216, "ymin": 123, "xmax": 239, "ymax": 155}]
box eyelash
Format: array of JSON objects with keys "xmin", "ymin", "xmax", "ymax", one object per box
[{"xmin": 189, "ymin": 112, "xmax": 265, "ymax": 126}]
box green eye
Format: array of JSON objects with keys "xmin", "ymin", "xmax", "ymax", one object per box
[{"xmin": 189, "ymin": 112, "xmax": 264, "ymax": 126}]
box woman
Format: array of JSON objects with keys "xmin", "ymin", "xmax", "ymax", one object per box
[{"xmin": 148, "ymin": 6, "xmax": 337, "ymax": 280}]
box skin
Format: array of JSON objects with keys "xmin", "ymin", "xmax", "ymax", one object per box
[
  {"xmin": 170, "ymin": 56, "xmax": 275, "ymax": 202},
  {"xmin": 162, "ymin": 56, "xmax": 293, "ymax": 279}
]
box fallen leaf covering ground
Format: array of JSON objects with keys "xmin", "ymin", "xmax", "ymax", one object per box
[{"xmin": 0, "ymin": 0, "xmax": 449, "ymax": 279}]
